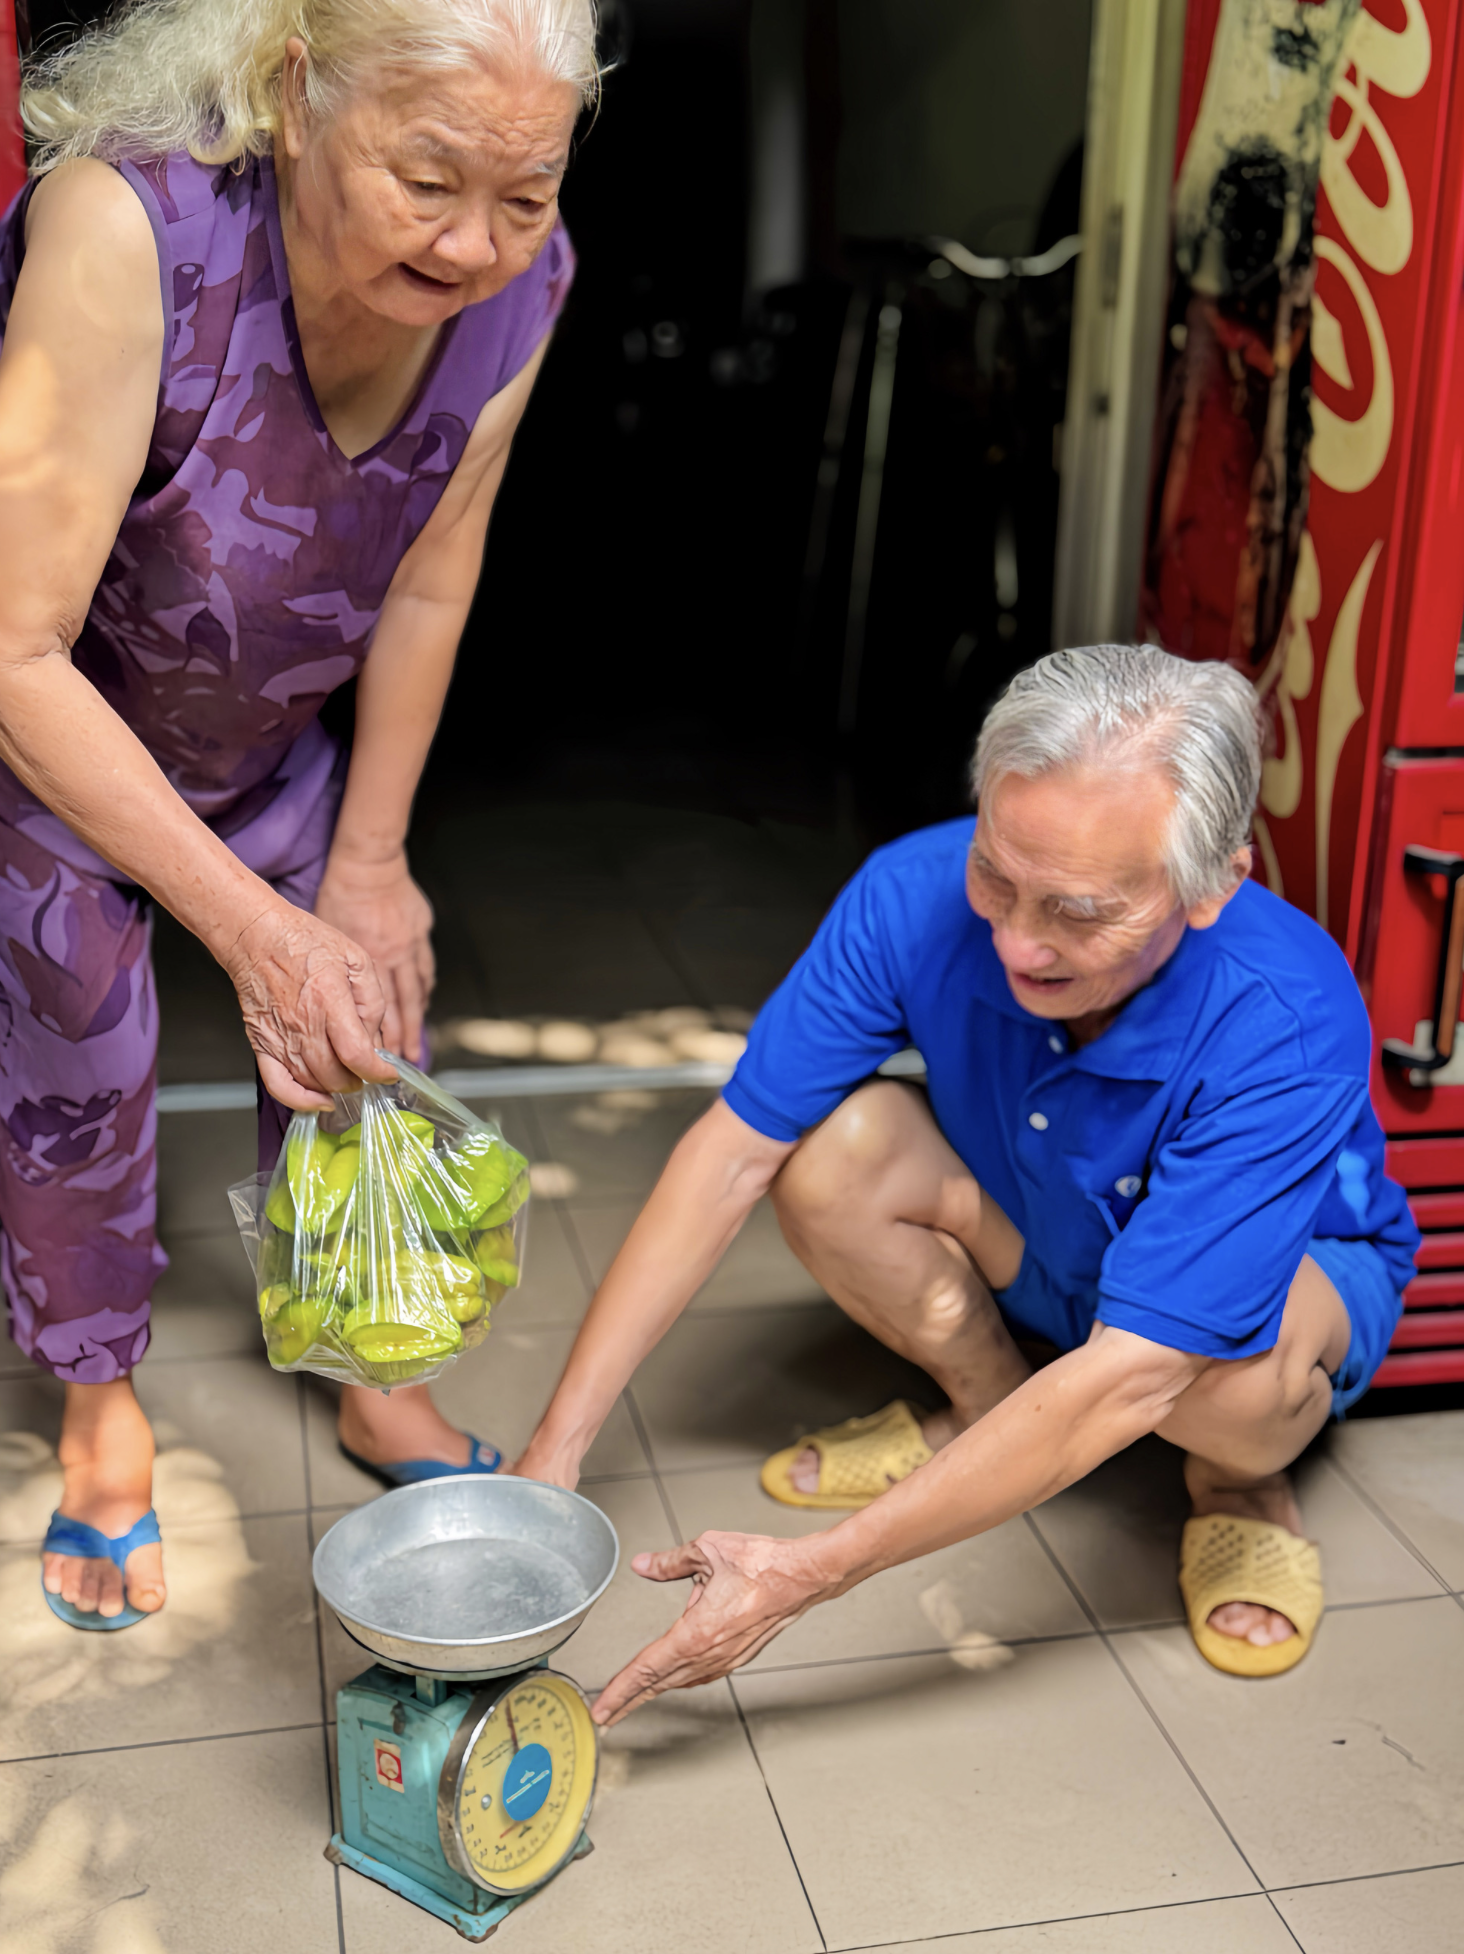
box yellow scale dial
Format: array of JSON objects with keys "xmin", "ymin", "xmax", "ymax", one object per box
[{"xmin": 448, "ymin": 1672, "xmax": 598, "ymax": 1895}]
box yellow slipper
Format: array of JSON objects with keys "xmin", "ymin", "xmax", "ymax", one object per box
[
  {"xmin": 760, "ymin": 1400, "xmax": 934, "ymax": 1509},
  {"xmin": 1179, "ymin": 1514, "xmax": 1323, "ymax": 1677}
]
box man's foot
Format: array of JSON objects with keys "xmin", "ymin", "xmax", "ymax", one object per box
[
  {"xmin": 42, "ymin": 1378, "xmax": 165, "ymax": 1620},
  {"xmin": 337, "ymin": 1382, "xmax": 473, "ymax": 1468},
  {"xmin": 1185, "ymin": 1457, "xmax": 1300, "ymax": 1646},
  {"xmin": 787, "ymin": 1405, "xmax": 964, "ymax": 1496}
]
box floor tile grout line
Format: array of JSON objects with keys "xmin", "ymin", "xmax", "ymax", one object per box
[
  {"xmin": 1098, "ymin": 1629, "xmax": 1271, "ymax": 1898},
  {"xmin": 1, "ymin": 1721, "xmax": 323, "ymax": 1766},
  {"xmin": 1262, "ymin": 1854, "xmax": 1464, "ymax": 1898},
  {"xmin": 727, "ymin": 1678, "xmax": 828, "ymax": 1953},
  {"xmin": 747, "ymin": 1627, "xmax": 1102, "ymax": 1677},
  {"xmin": 1325, "ymin": 1453, "xmax": 1456, "ymax": 1594},
  {"xmin": 1261, "ymin": 1891, "xmax": 1308, "ymax": 1951},
  {"xmin": 1020, "ymin": 1511, "xmax": 1102, "ymax": 1630},
  {"xmin": 821, "ymin": 1887, "xmax": 1296, "ymax": 1950},
  {"xmin": 1027, "ymin": 1468, "xmax": 1273, "ymax": 1905}
]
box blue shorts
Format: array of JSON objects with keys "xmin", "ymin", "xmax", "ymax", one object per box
[
  {"xmin": 997, "ymin": 1234, "xmax": 1403, "ymax": 1419},
  {"xmin": 1306, "ymin": 1235, "xmax": 1405, "ymax": 1417}
]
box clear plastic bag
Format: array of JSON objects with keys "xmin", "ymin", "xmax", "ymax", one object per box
[{"xmin": 228, "ymin": 1054, "xmax": 530, "ymax": 1389}]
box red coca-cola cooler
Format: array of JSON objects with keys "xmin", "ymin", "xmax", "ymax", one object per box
[{"xmin": 1138, "ymin": 0, "xmax": 1464, "ymax": 1385}]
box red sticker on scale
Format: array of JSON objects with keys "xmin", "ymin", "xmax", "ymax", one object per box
[{"xmin": 374, "ymin": 1739, "xmax": 405, "ymax": 1792}]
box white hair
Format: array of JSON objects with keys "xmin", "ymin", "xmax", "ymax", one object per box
[
  {"xmin": 971, "ymin": 644, "xmax": 1262, "ymax": 907},
  {"xmin": 22, "ymin": 0, "xmax": 601, "ymax": 173}
]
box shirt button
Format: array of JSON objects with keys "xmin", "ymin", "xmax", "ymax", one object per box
[
  {"xmin": 1048, "ymin": 1034, "xmax": 1063, "ymax": 1053},
  {"xmin": 1028, "ymin": 1112, "xmax": 1049, "ymax": 1130},
  {"xmin": 1115, "ymin": 1174, "xmax": 1141, "ymax": 1197}
]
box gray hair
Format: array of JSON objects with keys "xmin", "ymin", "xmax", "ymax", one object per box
[
  {"xmin": 22, "ymin": 0, "xmax": 601, "ymax": 174},
  {"xmin": 971, "ymin": 644, "xmax": 1262, "ymax": 907}
]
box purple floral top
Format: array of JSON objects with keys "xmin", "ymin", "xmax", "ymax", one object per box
[{"xmin": 0, "ymin": 151, "xmax": 573, "ymax": 882}]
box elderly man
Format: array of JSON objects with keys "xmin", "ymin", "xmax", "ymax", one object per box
[{"xmin": 514, "ymin": 645, "xmax": 1419, "ymax": 1721}]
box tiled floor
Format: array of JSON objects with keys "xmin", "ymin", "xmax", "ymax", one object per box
[{"xmin": 3, "ymin": 1088, "xmax": 1463, "ymax": 1953}]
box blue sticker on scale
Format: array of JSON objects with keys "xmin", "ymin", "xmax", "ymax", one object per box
[{"xmin": 502, "ymin": 1744, "xmax": 554, "ymax": 1822}]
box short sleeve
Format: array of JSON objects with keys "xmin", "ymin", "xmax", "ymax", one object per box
[
  {"xmin": 1096, "ymin": 1009, "xmax": 1371, "ymax": 1358},
  {"xmin": 723, "ymin": 861, "xmax": 911, "ymax": 1142},
  {"xmin": 487, "ymin": 221, "xmax": 575, "ymax": 394}
]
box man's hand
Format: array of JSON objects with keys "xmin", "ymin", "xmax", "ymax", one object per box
[
  {"xmin": 313, "ymin": 848, "xmax": 435, "ymax": 1062},
  {"xmin": 591, "ymin": 1531, "xmax": 835, "ymax": 1726}
]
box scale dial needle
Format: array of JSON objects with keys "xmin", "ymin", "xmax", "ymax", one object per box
[{"xmin": 505, "ymin": 1697, "xmax": 520, "ymax": 1754}]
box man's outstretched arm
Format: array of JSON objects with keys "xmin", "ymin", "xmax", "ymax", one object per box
[
  {"xmin": 592, "ymin": 1323, "xmax": 1207, "ymax": 1723},
  {"xmin": 512, "ymin": 1099, "xmax": 796, "ymax": 1487}
]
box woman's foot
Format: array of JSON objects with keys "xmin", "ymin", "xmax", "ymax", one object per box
[
  {"xmin": 42, "ymin": 1377, "xmax": 165, "ymax": 1620},
  {"xmin": 1185, "ymin": 1456, "xmax": 1301, "ymax": 1646},
  {"xmin": 337, "ymin": 1382, "xmax": 473, "ymax": 1468}
]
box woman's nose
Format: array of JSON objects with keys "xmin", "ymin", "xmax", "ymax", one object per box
[{"xmin": 433, "ymin": 208, "xmax": 498, "ymax": 276}]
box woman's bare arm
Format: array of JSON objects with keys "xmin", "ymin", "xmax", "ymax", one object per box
[
  {"xmin": 0, "ymin": 163, "xmax": 390, "ymax": 1103},
  {"xmin": 313, "ymin": 337, "xmax": 551, "ymax": 1058}
]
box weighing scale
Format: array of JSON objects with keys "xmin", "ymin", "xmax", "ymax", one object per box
[{"xmin": 313, "ymin": 1476, "xmax": 619, "ymax": 1940}]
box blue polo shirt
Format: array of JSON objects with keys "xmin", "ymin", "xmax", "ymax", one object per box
[{"xmin": 724, "ymin": 818, "xmax": 1418, "ymax": 1360}]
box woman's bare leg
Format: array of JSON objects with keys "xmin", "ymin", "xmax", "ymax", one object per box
[
  {"xmin": 42, "ymin": 1377, "xmax": 165, "ymax": 1618},
  {"xmin": 337, "ymin": 1383, "xmax": 473, "ymax": 1465}
]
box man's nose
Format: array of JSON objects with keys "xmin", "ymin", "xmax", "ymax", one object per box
[{"xmin": 991, "ymin": 920, "xmax": 1060, "ymax": 971}]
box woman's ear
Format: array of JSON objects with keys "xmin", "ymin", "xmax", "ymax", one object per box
[
  {"xmin": 1185, "ymin": 844, "xmax": 1253, "ymax": 931},
  {"xmin": 278, "ymin": 36, "xmax": 311, "ymax": 160}
]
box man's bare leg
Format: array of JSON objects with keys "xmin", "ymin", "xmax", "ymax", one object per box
[
  {"xmin": 770, "ymin": 1080, "xmax": 1029, "ymax": 1491},
  {"xmin": 1156, "ymin": 1254, "xmax": 1351, "ymax": 1646}
]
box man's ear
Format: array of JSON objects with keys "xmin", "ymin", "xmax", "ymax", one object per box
[{"xmin": 1185, "ymin": 845, "xmax": 1253, "ymax": 931}]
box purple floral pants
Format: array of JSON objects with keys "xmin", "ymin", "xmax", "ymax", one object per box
[{"xmin": 0, "ymin": 726, "xmax": 345, "ymax": 1381}]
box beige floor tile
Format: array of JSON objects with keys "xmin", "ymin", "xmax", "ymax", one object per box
[
  {"xmin": 1112, "ymin": 1597, "xmax": 1464, "ymax": 1888},
  {"xmin": 631, "ymin": 1303, "xmax": 932, "ymax": 1472},
  {"xmin": 662, "ymin": 1465, "xmax": 1088, "ymax": 1666},
  {"xmin": 0, "ymin": 1724, "xmax": 337, "ymax": 1953},
  {"xmin": 157, "ymin": 1107, "xmax": 259, "ymax": 1236},
  {"xmin": 1330, "ymin": 1412, "xmax": 1464, "ymax": 1589},
  {"xmin": 0, "ymin": 1359, "xmax": 306, "ymax": 1533},
  {"xmin": 313, "ymin": 1476, "xmax": 685, "ymax": 1704},
  {"xmin": 134, "ymin": 1355, "xmax": 309, "ymax": 1515},
  {"xmin": 570, "ymin": 1195, "xmax": 828, "ymax": 1314},
  {"xmin": 853, "ymin": 1893, "xmax": 1298, "ymax": 1952},
  {"xmin": 148, "ymin": 1227, "xmax": 262, "ymax": 1359},
  {"xmin": 0, "ymin": 1507, "xmax": 320, "ymax": 1760},
  {"xmin": 528, "ymin": 1089, "xmax": 713, "ymax": 1203},
  {"xmin": 487, "ymin": 1198, "xmax": 592, "ymax": 1329},
  {"xmin": 337, "ymin": 1683, "xmax": 822, "ymax": 1954},
  {"xmin": 301, "ymin": 1324, "xmax": 649, "ymax": 1509},
  {"xmin": 1273, "ymin": 1861, "xmax": 1464, "ymax": 1953},
  {"xmin": 1032, "ymin": 1441, "xmax": 1446, "ymax": 1631},
  {"xmin": 737, "ymin": 1642, "xmax": 1254, "ymax": 1945}
]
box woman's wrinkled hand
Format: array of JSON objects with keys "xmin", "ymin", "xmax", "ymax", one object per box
[
  {"xmin": 590, "ymin": 1532, "xmax": 834, "ymax": 1726},
  {"xmin": 223, "ymin": 901, "xmax": 397, "ymax": 1110},
  {"xmin": 313, "ymin": 848, "xmax": 436, "ymax": 1064}
]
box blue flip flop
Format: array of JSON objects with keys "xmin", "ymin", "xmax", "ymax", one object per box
[
  {"xmin": 337, "ymin": 1436, "xmax": 503, "ymax": 1490},
  {"xmin": 40, "ymin": 1508, "xmax": 163, "ymax": 1631}
]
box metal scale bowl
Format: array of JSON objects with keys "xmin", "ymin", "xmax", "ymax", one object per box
[{"xmin": 314, "ymin": 1476, "xmax": 618, "ymax": 1941}]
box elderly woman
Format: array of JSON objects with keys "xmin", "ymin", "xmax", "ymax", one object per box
[
  {"xmin": 0, "ymin": 0, "xmax": 595, "ymax": 1628},
  {"xmin": 513, "ymin": 645, "xmax": 1419, "ymax": 1717}
]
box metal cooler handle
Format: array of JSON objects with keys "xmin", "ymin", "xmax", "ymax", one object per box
[{"xmin": 1381, "ymin": 844, "xmax": 1464, "ymax": 1073}]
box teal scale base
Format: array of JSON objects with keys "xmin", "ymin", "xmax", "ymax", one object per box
[
  {"xmin": 325, "ymin": 1830, "xmax": 593, "ymax": 1941},
  {"xmin": 331, "ymin": 1664, "xmax": 592, "ymax": 1942}
]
